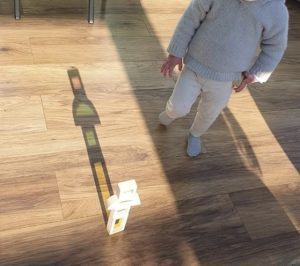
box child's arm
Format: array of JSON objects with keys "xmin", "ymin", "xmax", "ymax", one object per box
[
  {"xmin": 235, "ymin": 5, "xmax": 289, "ymax": 92},
  {"xmin": 167, "ymin": 0, "xmax": 212, "ymax": 58},
  {"xmin": 249, "ymin": 4, "xmax": 289, "ymax": 84},
  {"xmin": 161, "ymin": 0, "xmax": 212, "ymax": 77}
]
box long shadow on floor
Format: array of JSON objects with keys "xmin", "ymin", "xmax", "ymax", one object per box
[{"xmin": 68, "ymin": 67, "xmax": 113, "ymax": 224}]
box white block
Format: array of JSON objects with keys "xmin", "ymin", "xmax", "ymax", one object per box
[
  {"xmin": 106, "ymin": 179, "xmax": 141, "ymax": 235},
  {"xmin": 116, "ymin": 179, "xmax": 138, "ymax": 202},
  {"xmin": 106, "ymin": 195, "xmax": 119, "ymax": 211}
]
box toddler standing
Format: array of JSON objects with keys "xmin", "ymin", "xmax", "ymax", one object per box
[{"xmin": 159, "ymin": 0, "xmax": 289, "ymax": 157}]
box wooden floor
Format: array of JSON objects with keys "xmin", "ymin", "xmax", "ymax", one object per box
[{"xmin": 0, "ymin": 0, "xmax": 299, "ymax": 265}]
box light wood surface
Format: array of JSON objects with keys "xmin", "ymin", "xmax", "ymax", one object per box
[{"xmin": 0, "ymin": 0, "xmax": 299, "ymax": 265}]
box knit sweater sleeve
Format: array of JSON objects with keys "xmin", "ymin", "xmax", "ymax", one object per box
[
  {"xmin": 167, "ymin": 0, "xmax": 212, "ymax": 58},
  {"xmin": 249, "ymin": 3, "xmax": 289, "ymax": 83}
]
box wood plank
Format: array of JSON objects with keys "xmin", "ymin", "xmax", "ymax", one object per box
[
  {"xmin": 269, "ymin": 183, "xmax": 300, "ymax": 232},
  {"xmin": 230, "ymin": 186, "xmax": 298, "ymax": 240},
  {"xmin": 140, "ymin": 0, "xmax": 189, "ymax": 13},
  {"xmin": 61, "ymin": 198, "xmax": 101, "ymax": 220},
  {"xmin": 281, "ymin": 40, "xmax": 300, "ymax": 65},
  {"xmin": 0, "ymin": 62, "xmax": 174, "ymax": 98},
  {"xmin": 30, "ymin": 36, "xmax": 168, "ymax": 64},
  {"xmin": 56, "ymin": 166, "xmax": 99, "ymax": 201},
  {"xmin": 288, "ymin": 1, "xmax": 300, "ymax": 41},
  {"xmin": 193, "ymin": 231, "xmax": 300, "ymax": 266},
  {"xmin": 249, "ymin": 82, "xmax": 300, "ymax": 112},
  {"xmin": 143, "ymin": 13, "xmax": 182, "ymax": 37},
  {"xmin": 0, "ymin": 174, "xmax": 63, "ymax": 231},
  {"xmin": 0, "ymin": 150, "xmax": 90, "ymax": 181},
  {"xmin": 0, "ymin": 37, "xmax": 33, "ymax": 65},
  {"xmin": 0, "ymin": 14, "xmax": 152, "ymax": 39},
  {"xmin": 0, "ymin": 129, "xmax": 85, "ymax": 159},
  {"xmin": 0, "ymin": 96, "xmax": 46, "ymax": 134},
  {"xmin": 0, "ymin": 216, "xmax": 107, "ymax": 266},
  {"xmin": 0, "ymin": 174, "xmax": 60, "ymax": 213}
]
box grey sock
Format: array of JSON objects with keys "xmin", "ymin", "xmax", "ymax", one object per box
[
  {"xmin": 159, "ymin": 111, "xmax": 175, "ymax": 126},
  {"xmin": 187, "ymin": 133, "xmax": 202, "ymax": 157}
]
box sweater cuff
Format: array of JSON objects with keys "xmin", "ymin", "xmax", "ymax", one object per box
[
  {"xmin": 167, "ymin": 40, "xmax": 187, "ymax": 58},
  {"xmin": 249, "ymin": 62, "xmax": 272, "ymax": 84}
]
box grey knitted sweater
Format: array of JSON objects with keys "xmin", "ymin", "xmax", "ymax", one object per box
[{"xmin": 167, "ymin": 0, "xmax": 289, "ymax": 82}]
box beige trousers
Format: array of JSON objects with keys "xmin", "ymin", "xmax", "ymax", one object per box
[{"xmin": 165, "ymin": 66, "xmax": 233, "ymax": 137}]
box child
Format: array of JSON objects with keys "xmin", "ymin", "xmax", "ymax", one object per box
[{"xmin": 159, "ymin": 0, "xmax": 289, "ymax": 157}]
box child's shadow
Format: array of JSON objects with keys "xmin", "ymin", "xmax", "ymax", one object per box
[{"xmin": 102, "ymin": 0, "xmax": 300, "ymax": 264}]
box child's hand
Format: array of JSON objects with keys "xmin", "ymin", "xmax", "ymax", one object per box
[
  {"xmin": 234, "ymin": 71, "xmax": 255, "ymax": 93},
  {"xmin": 161, "ymin": 54, "xmax": 183, "ymax": 77}
]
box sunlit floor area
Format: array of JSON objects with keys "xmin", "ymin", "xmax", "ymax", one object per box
[{"xmin": 0, "ymin": 0, "xmax": 299, "ymax": 265}]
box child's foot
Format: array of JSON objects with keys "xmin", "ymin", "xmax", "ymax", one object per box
[
  {"xmin": 187, "ymin": 133, "xmax": 202, "ymax": 157},
  {"xmin": 159, "ymin": 111, "xmax": 174, "ymax": 126}
]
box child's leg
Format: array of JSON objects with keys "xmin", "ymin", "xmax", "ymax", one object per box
[
  {"xmin": 189, "ymin": 79, "xmax": 232, "ymax": 137},
  {"xmin": 159, "ymin": 66, "xmax": 202, "ymax": 126}
]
